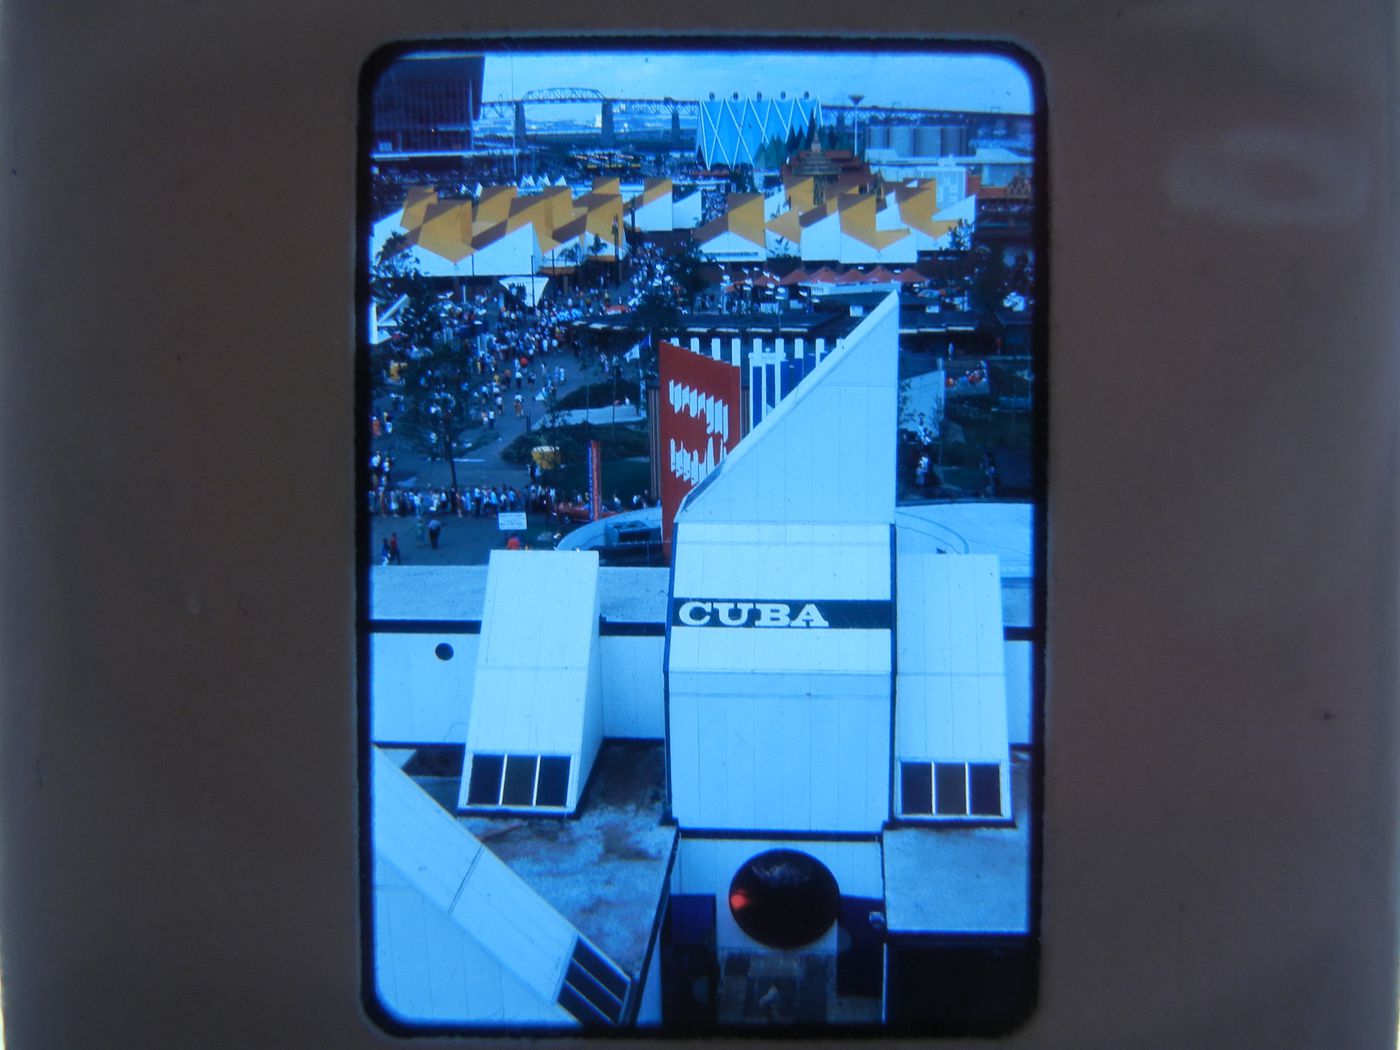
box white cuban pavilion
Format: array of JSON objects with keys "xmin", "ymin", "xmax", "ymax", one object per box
[{"xmin": 368, "ymin": 292, "xmax": 1037, "ymax": 1031}]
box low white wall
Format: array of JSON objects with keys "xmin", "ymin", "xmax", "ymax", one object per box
[
  {"xmin": 370, "ymin": 633, "xmax": 477, "ymax": 745},
  {"xmin": 372, "ymin": 631, "xmax": 666, "ymax": 747},
  {"xmin": 1005, "ymin": 640, "xmax": 1033, "ymax": 747},
  {"xmin": 600, "ymin": 635, "xmax": 665, "ymax": 739}
]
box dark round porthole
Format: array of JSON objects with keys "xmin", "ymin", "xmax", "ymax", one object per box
[
  {"xmin": 434, "ymin": 642, "xmax": 454, "ymax": 661},
  {"xmin": 728, "ymin": 849, "xmax": 840, "ymax": 949}
]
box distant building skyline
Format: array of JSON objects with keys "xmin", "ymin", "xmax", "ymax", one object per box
[{"xmin": 464, "ymin": 49, "xmax": 1034, "ymax": 115}]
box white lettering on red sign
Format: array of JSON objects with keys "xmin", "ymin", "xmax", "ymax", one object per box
[{"xmin": 667, "ymin": 379, "xmax": 731, "ymax": 485}]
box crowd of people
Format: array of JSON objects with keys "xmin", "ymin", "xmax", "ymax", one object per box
[{"xmin": 367, "ymin": 479, "xmax": 566, "ymax": 522}]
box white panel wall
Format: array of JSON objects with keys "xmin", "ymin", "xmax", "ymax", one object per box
[
  {"xmin": 372, "ymin": 630, "xmax": 672, "ymax": 750},
  {"xmin": 1001, "ymin": 579, "xmax": 1033, "ymax": 628},
  {"xmin": 678, "ymin": 296, "xmax": 898, "ymax": 526},
  {"xmin": 931, "ymin": 167, "xmax": 967, "ymax": 210},
  {"xmin": 896, "ymin": 677, "xmax": 1008, "ymax": 762},
  {"xmin": 633, "ymin": 194, "xmax": 672, "ymax": 232},
  {"xmin": 673, "ymin": 631, "xmax": 892, "ymax": 678},
  {"xmin": 897, "ymin": 556, "xmax": 1005, "ymax": 677},
  {"xmin": 375, "ymin": 858, "xmax": 571, "ymax": 1026},
  {"xmin": 667, "ymin": 689, "xmax": 890, "ymax": 832},
  {"xmin": 577, "ymin": 632, "xmax": 605, "ymax": 804},
  {"xmin": 836, "ymin": 231, "xmax": 917, "ymax": 266},
  {"xmin": 373, "ymin": 753, "xmax": 585, "ymax": 1019},
  {"xmin": 370, "ymin": 633, "xmax": 477, "ymax": 745},
  {"xmin": 672, "ymin": 522, "xmax": 892, "ymax": 601},
  {"xmin": 461, "ymin": 551, "xmax": 602, "ymax": 811},
  {"xmin": 895, "ymin": 555, "xmax": 1009, "ymax": 766},
  {"xmin": 673, "ymin": 838, "xmax": 884, "ymax": 952},
  {"xmin": 672, "ymin": 191, "xmax": 702, "ymax": 229},
  {"xmin": 467, "ymin": 666, "xmax": 589, "ymax": 753},
  {"xmin": 599, "ymin": 635, "xmax": 664, "ymax": 738},
  {"xmin": 372, "ymin": 632, "xmax": 665, "ymax": 746},
  {"xmin": 1004, "ymin": 640, "xmax": 1033, "ymax": 746},
  {"xmin": 468, "ymin": 222, "xmax": 538, "ymax": 278},
  {"xmin": 697, "ymin": 229, "xmax": 766, "ymax": 263},
  {"xmin": 799, "ymin": 210, "xmax": 841, "ymax": 263}
]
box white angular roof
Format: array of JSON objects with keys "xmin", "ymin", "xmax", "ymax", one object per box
[
  {"xmin": 678, "ymin": 292, "xmax": 899, "ymax": 526},
  {"xmin": 462, "ymin": 551, "xmax": 599, "ymax": 761}
]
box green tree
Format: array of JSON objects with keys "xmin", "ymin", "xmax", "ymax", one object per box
[
  {"xmin": 629, "ymin": 285, "xmax": 681, "ymax": 371},
  {"xmin": 969, "ymin": 245, "xmax": 1011, "ymax": 319},
  {"xmin": 371, "ymin": 234, "xmax": 442, "ymax": 353},
  {"xmin": 1008, "ymin": 251, "xmax": 1034, "ymax": 298},
  {"xmin": 947, "ymin": 220, "xmax": 971, "ymax": 253},
  {"xmin": 393, "ymin": 347, "xmax": 478, "ymax": 494},
  {"xmin": 668, "ymin": 236, "xmax": 709, "ymax": 306},
  {"xmin": 370, "ymin": 238, "xmax": 478, "ymax": 492}
]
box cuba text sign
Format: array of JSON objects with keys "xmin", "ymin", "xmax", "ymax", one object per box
[{"xmin": 670, "ymin": 599, "xmax": 892, "ymax": 630}]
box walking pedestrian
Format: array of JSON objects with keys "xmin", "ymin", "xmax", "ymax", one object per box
[
  {"xmin": 388, "ymin": 533, "xmax": 402, "ymax": 564},
  {"xmin": 427, "ymin": 517, "xmax": 442, "ymax": 549}
]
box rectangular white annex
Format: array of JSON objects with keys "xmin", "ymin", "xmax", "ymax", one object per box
[
  {"xmin": 667, "ymin": 522, "xmax": 894, "ymax": 833},
  {"xmin": 458, "ymin": 551, "xmax": 603, "ymax": 814},
  {"xmin": 895, "ymin": 554, "xmax": 1011, "ymax": 820}
]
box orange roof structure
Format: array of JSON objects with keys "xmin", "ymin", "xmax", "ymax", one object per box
[
  {"xmin": 400, "ymin": 185, "xmax": 438, "ymax": 231},
  {"xmin": 635, "ymin": 178, "xmax": 672, "ymax": 207},
  {"xmin": 694, "ymin": 193, "xmax": 767, "ymax": 249},
  {"xmin": 782, "ymin": 175, "xmax": 817, "ymax": 215},
  {"xmin": 896, "ymin": 181, "xmax": 964, "ymax": 243},
  {"xmin": 765, "ymin": 207, "xmax": 804, "ymax": 246},
  {"xmin": 474, "ymin": 185, "xmax": 516, "ymax": 225},
  {"xmin": 836, "ymin": 194, "xmax": 910, "ymax": 252},
  {"xmin": 409, "ymin": 200, "xmax": 475, "ymax": 263},
  {"xmin": 379, "ymin": 182, "xmax": 632, "ymax": 273}
]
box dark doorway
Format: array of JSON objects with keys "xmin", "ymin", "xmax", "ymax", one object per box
[
  {"xmin": 836, "ymin": 897, "xmax": 885, "ymax": 998},
  {"xmin": 661, "ymin": 894, "xmax": 718, "ymax": 1028},
  {"xmin": 885, "ymin": 935, "xmax": 1036, "ymax": 1033}
]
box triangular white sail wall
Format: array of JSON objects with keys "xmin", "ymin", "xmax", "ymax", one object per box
[{"xmin": 679, "ymin": 292, "xmax": 899, "ymax": 526}]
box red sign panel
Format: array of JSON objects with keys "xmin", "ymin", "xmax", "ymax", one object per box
[
  {"xmin": 658, "ymin": 341, "xmax": 743, "ymax": 542},
  {"xmin": 587, "ymin": 440, "xmax": 602, "ymax": 522}
]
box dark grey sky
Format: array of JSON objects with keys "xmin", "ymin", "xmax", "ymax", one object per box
[{"xmin": 475, "ymin": 50, "xmax": 1033, "ymax": 114}]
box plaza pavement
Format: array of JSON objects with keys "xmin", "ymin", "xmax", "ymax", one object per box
[{"xmin": 367, "ymin": 351, "xmax": 637, "ymax": 566}]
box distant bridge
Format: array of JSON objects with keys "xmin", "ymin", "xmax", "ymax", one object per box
[
  {"xmin": 479, "ymin": 91, "xmax": 699, "ymax": 119},
  {"xmin": 479, "ymin": 92, "xmax": 1020, "ymax": 122},
  {"xmin": 473, "ymin": 91, "xmax": 1027, "ymax": 150}
]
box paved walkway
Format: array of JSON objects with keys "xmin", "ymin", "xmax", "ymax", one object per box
[{"xmin": 368, "ymin": 349, "xmax": 639, "ymax": 565}]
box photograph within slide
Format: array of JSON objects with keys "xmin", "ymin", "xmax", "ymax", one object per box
[{"xmin": 358, "ymin": 40, "xmax": 1044, "ymax": 1034}]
